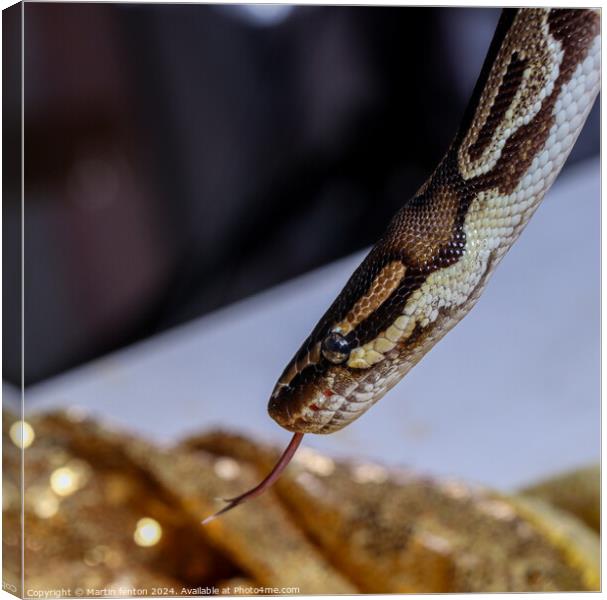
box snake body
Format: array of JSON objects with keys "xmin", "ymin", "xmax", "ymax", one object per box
[{"xmin": 267, "ymin": 8, "xmax": 601, "ymax": 435}]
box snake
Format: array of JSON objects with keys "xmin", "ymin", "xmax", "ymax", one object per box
[{"xmin": 203, "ymin": 7, "xmax": 601, "ymax": 523}]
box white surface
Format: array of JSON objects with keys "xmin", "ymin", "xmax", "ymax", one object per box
[{"xmin": 23, "ymin": 158, "xmax": 599, "ymax": 491}]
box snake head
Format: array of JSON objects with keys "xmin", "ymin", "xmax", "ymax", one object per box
[
  {"xmin": 267, "ymin": 248, "xmax": 418, "ymax": 434},
  {"xmin": 267, "ymin": 183, "xmax": 470, "ymax": 435},
  {"xmin": 267, "ymin": 320, "xmax": 408, "ymax": 434}
]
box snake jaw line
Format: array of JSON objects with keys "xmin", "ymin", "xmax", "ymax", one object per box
[{"xmin": 201, "ymin": 432, "xmax": 305, "ymax": 525}]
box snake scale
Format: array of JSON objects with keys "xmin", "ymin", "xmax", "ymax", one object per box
[{"xmin": 205, "ymin": 8, "xmax": 601, "ymax": 522}]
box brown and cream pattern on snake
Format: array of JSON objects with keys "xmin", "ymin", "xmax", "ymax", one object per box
[
  {"xmin": 203, "ymin": 8, "xmax": 600, "ymax": 523},
  {"xmin": 267, "ymin": 8, "xmax": 600, "ymax": 435}
]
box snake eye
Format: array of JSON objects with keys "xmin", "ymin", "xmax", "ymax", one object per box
[{"xmin": 321, "ymin": 331, "xmax": 351, "ymax": 364}]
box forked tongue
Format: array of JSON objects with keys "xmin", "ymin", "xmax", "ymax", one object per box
[{"xmin": 202, "ymin": 432, "xmax": 304, "ymax": 524}]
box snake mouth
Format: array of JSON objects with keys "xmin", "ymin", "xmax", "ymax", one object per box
[
  {"xmin": 267, "ymin": 388, "xmax": 297, "ymax": 431},
  {"xmin": 268, "ymin": 385, "xmax": 319, "ymax": 433},
  {"xmin": 267, "ymin": 380, "xmax": 345, "ymax": 434}
]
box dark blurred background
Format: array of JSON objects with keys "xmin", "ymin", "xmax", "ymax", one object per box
[{"xmin": 3, "ymin": 4, "xmax": 599, "ymax": 387}]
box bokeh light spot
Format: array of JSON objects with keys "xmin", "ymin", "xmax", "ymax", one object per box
[
  {"xmin": 50, "ymin": 466, "xmax": 79, "ymax": 496},
  {"xmin": 9, "ymin": 420, "xmax": 35, "ymax": 448},
  {"xmin": 133, "ymin": 517, "xmax": 162, "ymax": 547}
]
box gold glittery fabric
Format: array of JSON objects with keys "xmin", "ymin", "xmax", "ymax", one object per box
[
  {"xmin": 3, "ymin": 410, "xmax": 599, "ymax": 596},
  {"xmin": 519, "ymin": 465, "xmax": 600, "ymax": 533}
]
